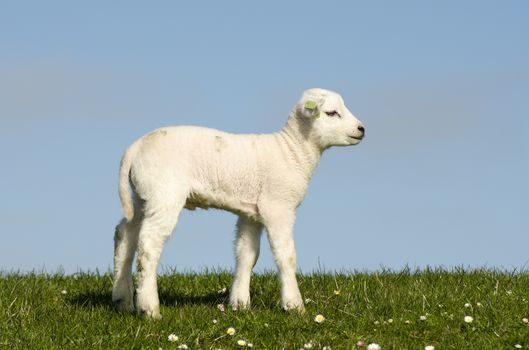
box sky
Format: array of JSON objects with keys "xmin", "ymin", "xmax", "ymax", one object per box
[{"xmin": 1, "ymin": 1, "xmax": 528, "ymax": 274}]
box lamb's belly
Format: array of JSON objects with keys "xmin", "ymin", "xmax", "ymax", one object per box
[{"xmin": 184, "ymin": 191, "xmax": 258, "ymax": 218}]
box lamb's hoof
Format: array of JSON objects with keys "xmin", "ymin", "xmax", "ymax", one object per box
[
  {"xmin": 229, "ymin": 300, "xmax": 251, "ymax": 311},
  {"xmin": 282, "ymin": 301, "xmax": 305, "ymax": 314},
  {"xmin": 139, "ymin": 308, "xmax": 162, "ymax": 320},
  {"xmin": 113, "ymin": 298, "xmax": 134, "ymax": 313}
]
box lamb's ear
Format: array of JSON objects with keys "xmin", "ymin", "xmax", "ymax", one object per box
[{"xmin": 298, "ymin": 99, "xmax": 321, "ymax": 119}]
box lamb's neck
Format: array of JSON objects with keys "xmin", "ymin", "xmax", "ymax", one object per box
[{"xmin": 276, "ymin": 117, "xmax": 322, "ymax": 181}]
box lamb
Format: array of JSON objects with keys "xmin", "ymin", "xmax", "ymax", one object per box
[{"xmin": 112, "ymin": 88, "xmax": 365, "ymax": 319}]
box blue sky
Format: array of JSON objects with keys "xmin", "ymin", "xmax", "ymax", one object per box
[{"xmin": 1, "ymin": 1, "xmax": 528, "ymax": 274}]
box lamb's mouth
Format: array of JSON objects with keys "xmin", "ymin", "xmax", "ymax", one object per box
[{"xmin": 348, "ymin": 135, "xmax": 363, "ymax": 141}]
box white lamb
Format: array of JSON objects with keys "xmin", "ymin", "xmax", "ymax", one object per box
[{"xmin": 112, "ymin": 88, "xmax": 365, "ymax": 319}]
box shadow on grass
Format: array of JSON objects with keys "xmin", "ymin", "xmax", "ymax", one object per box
[
  {"xmin": 68, "ymin": 290, "xmax": 227, "ymax": 310},
  {"xmin": 159, "ymin": 291, "xmax": 227, "ymax": 307},
  {"xmin": 68, "ymin": 290, "xmax": 114, "ymax": 309}
]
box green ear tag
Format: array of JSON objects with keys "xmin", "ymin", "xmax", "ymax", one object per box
[
  {"xmin": 304, "ymin": 100, "xmax": 317, "ymax": 110},
  {"xmin": 304, "ymin": 100, "xmax": 320, "ymax": 118}
]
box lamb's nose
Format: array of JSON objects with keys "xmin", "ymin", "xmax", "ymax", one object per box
[{"xmin": 358, "ymin": 125, "xmax": 365, "ymax": 135}]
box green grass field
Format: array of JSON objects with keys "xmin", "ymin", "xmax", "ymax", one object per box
[{"xmin": 1, "ymin": 268, "xmax": 529, "ymax": 349}]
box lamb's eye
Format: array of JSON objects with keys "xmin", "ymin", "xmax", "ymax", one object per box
[{"xmin": 325, "ymin": 111, "xmax": 341, "ymax": 117}]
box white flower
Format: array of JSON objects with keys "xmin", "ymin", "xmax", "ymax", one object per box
[
  {"xmin": 314, "ymin": 314, "xmax": 325, "ymax": 323},
  {"xmin": 523, "ymin": 318, "xmax": 529, "ymax": 324},
  {"xmin": 167, "ymin": 334, "xmax": 179, "ymax": 342},
  {"xmin": 305, "ymin": 298, "xmax": 313, "ymax": 303},
  {"xmin": 304, "ymin": 341, "xmax": 314, "ymax": 349},
  {"xmin": 323, "ymin": 346, "xmax": 332, "ymax": 350},
  {"xmin": 227, "ymin": 327, "xmax": 236, "ymax": 336},
  {"xmin": 61, "ymin": 290, "xmax": 68, "ymax": 295},
  {"xmin": 425, "ymin": 346, "xmax": 435, "ymax": 350},
  {"xmin": 247, "ymin": 343, "xmax": 254, "ymax": 348},
  {"xmin": 217, "ymin": 304, "xmax": 225, "ymax": 312},
  {"xmin": 404, "ymin": 320, "xmax": 411, "ymax": 324},
  {"xmin": 464, "ymin": 303, "xmax": 471, "ymax": 308},
  {"xmin": 367, "ymin": 343, "xmax": 381, "ymax": 350},
  {"xmin": 464, "ymin": 315, "xmax": 474, "ymax": 323},
  {"xmin": 212, "ymin": 319, "xmax": 218, "ymax": 324},
  {"xmin": 177, "ymin": 345, "xmax": 188, "ymax": 350},
  {"xmin": 218, "ymin": 287, "xmax": 227, "ymax": 294},
  {"xmin": 387, "ymin": 319, "xmax": 393, "ymax": 323},
  {"xmin": 515, "ymin": 345, "xmax": 522, "ymax": 349},
  {"xmin": 237, "ymin": 339, "xmax": 247, "ymax": 346},
  {"xmin": 420, "ymin": 315, "xmax": 427, "ymax": 321},
  {"xmin": 373, "ymin": 320, "xmax": 380, "ymax": 325}
]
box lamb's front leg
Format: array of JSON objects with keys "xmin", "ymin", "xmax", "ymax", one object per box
[
  {"xmin": 261, "ymin": 207, "xmax": 304, "ymax": 312},
  {"xmin": 230, "ymin": 216, "xmax": 263, "ymax": 310}
]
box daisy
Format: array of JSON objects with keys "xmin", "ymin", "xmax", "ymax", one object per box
[
  {"xmin": 523, "ymin": 318, "xmax": 529, "ymax": 324},
  {"xmin": 464, "ymin": 316, "xmax": 474, "ymax": 323},
  {"xmin": 247, "ymin": 343, "xmax": 254, "ymax": 348},
  {"xmin": 514, "ymin": 345, "xmax": 522, "ymax": 349},
  {"xmin": 177, "ymin": 345, "xmax": 188, "ymax": 350},
  {"xmin": 464, "ymin": 303, "xmax": 471, "ymax": 308},
  {"xmin": 314, "ymin": 314, "xmax": 325, "ymax": 323},
  {"xmin": 167, "ymin": 334, "xmax": 179, "ymax": 342},
  {"xmin": 367, "ymin": 343, "xmax": 381, "ymax": 350},
  {"xmin": 227, "ymin": 327, "xmax": 236, "ymax": 336}
]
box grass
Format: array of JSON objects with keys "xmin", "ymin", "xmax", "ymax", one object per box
[{"xmin": 1, "ymin": 268, "xmax": 529, "ymax": 349}]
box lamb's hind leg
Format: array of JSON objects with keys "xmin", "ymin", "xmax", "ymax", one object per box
[
  {"xmin": 230, "ymin": 216, "xmax": 263, "ymax": 310},
  {"xmin": 135, "ymin": 195, "xmax": 185, "ymax": 319},
  {"xmin": 112, "ymin": 205, "xmax": 142, "ymax": 312}
]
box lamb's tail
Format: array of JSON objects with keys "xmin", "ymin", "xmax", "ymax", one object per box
[{"xmin": 118, "ymin": 141, "xmax": 140, "ymax": 222}]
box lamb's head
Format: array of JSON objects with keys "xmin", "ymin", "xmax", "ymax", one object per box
[{"xmin": 291, "ymin": 88, "xmax": 365, "ymax": 149}]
